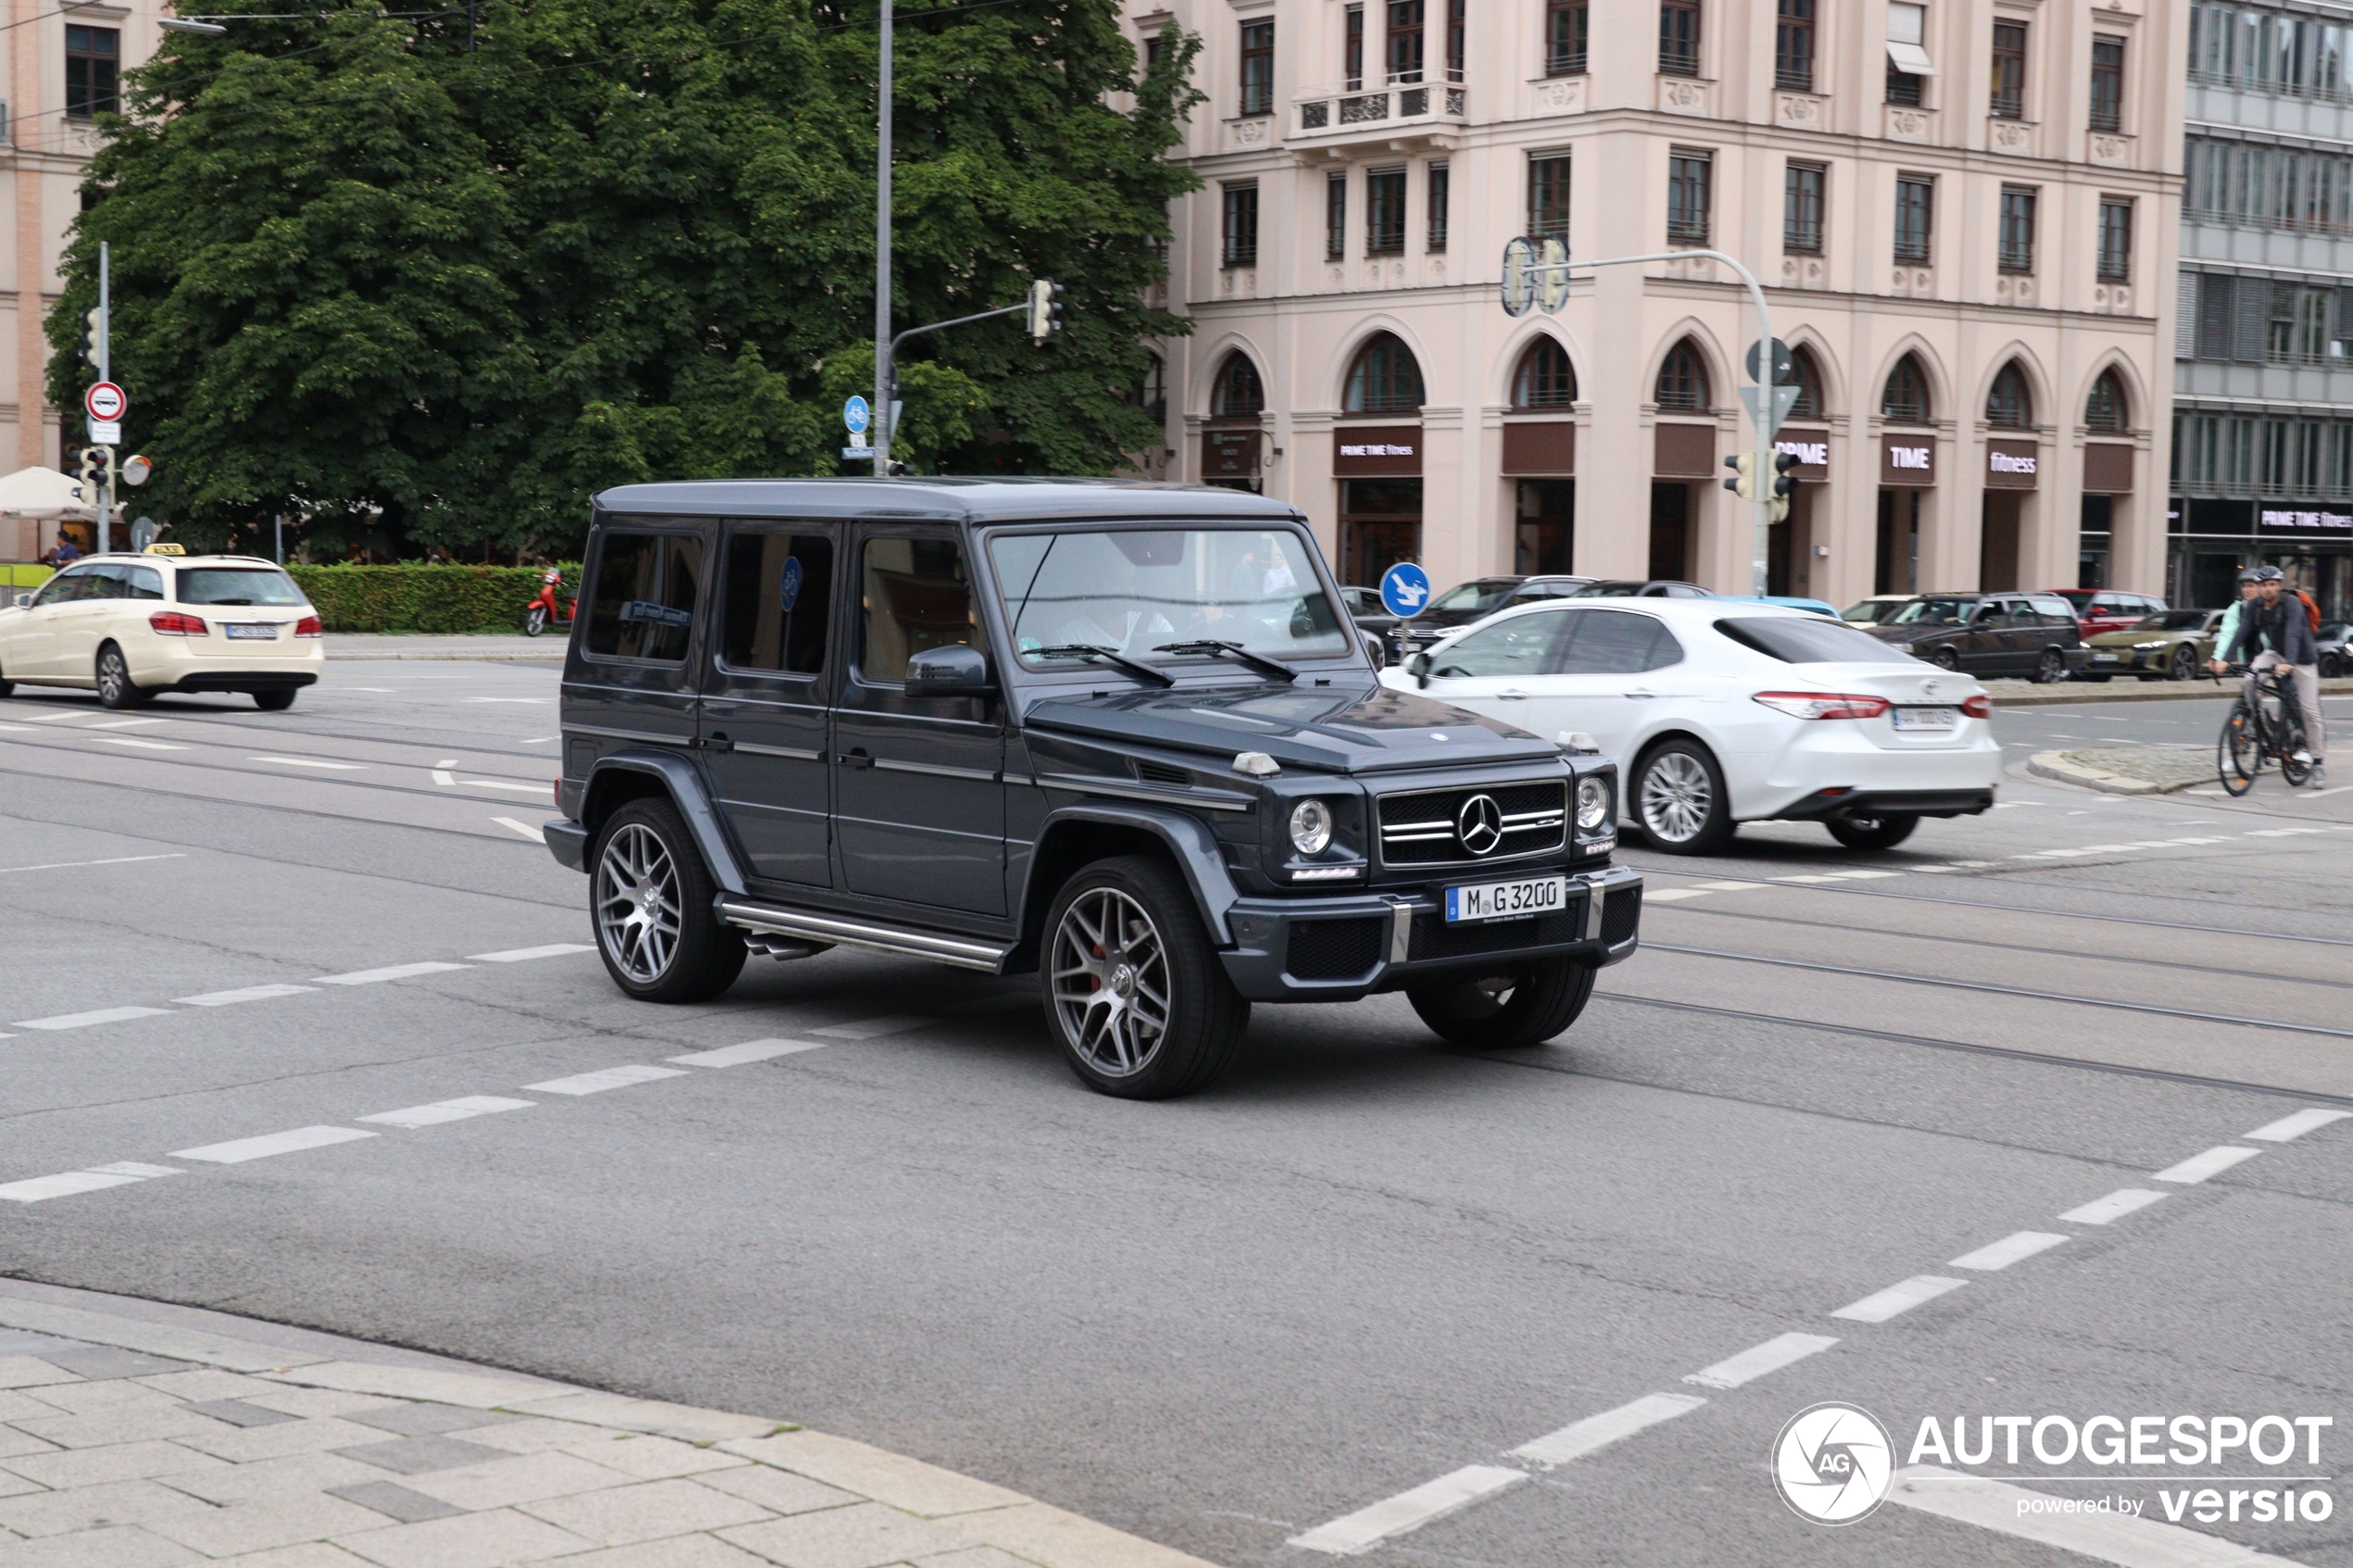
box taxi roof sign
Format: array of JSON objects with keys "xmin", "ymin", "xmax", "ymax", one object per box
[{"xmin": 142, "ymin": 542, "xmax": 185, "ymax": 555}]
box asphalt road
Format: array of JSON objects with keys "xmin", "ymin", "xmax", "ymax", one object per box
[{"xmin": 4, "ymin": 663, "xmax": 2352, "ymax": 1568}]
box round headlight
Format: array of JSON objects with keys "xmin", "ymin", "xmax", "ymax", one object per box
[
  {"xmin": 1576, "ymin": 775, "xmax": 1611, "ymax": 832},
  {"xmin": 1288, "ymin": 798, "xmax": 1334, "ymax": 857}
]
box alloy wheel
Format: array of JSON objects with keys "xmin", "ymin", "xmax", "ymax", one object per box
[
  {"xmin": 96, "ymin": 648, "xmax": 132, "ymax": 708},
  {"xmin": 595, "ymin": 822, "xmax": 683, "ymax": 984},
  {"xmin": 1640, "ymin": 751, "xmax": 1713, "ymax": 844},
  {"xmin": 1051, "ymin": 887, "xmax": 1172, "ymax": 1079}
]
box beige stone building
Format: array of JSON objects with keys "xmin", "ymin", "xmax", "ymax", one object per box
[{"xmin": 1135, "ymin": 0, "xmax": 2186, "ymax": 606}]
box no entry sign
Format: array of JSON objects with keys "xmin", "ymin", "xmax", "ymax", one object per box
[{"xmin": 85, "ymin": 382, "xmax": 125, "ymax": 422}]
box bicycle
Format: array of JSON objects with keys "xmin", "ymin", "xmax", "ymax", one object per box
[{"xmin": 2214, "ymin": 662, "xmax": 2313, "ymax": 796}]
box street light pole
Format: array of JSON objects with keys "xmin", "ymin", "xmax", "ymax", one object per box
[{"xmin": 872, "ymin": 0, "xmax": 893, "ymax": 475}]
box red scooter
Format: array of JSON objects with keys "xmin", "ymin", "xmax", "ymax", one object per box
[{"xmin": 523, "ymin": 568, "xmax": 575, "ymax": 637}]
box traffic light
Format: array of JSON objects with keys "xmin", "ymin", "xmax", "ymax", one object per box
[
  {"xmin": 1722, "ymin": 451, "xmax": 1757, "ymax": 501},
  {"xmin": 80, "ymin": 307, "xmax": 104, "ymax": 371},
  {"xmin": 75, "ymin": 445, "xmax": 104, "ymax": 489},
  {"xmin": 1027, "ymin": 279, "xmax": 1063, "ymax": 343},
  {"xmin": 1768, "ymin": 450, "xmax": 1801, "ymax": 523}
]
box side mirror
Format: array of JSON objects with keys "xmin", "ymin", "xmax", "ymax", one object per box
[
  {"xmin": 11, "ymin": 593, "xmax": 27, "ymax": 609},
  {"xmin": 1406, "ymin": 651, "xmax": 1432, "ymax": 689},
  {"xmin": 1359, "ymin": 629, "xmax": 1387, "ymax": 667},
  {"xmin": 905, "ymin": 643, "xmax": 993, "ymax": 695}
]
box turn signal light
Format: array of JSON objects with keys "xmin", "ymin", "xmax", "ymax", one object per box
[
  {"xmin": 1752, "ymin": 691, "xmax": 1892, "ymax": 721},
  {"xmin": 293, "ymin": 615, "xmax": 322, "ymax": 637},
  {"xmin": 148, "ymin": 611, "xmax": 208, "ymax": 636},
  {"xmin": 1961, "ymin": 694, "xmax": 1992, "ymax": 720}
]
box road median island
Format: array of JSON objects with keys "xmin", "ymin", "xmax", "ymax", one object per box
[
  {"xmin": 2027, "ymin": 746, "xmax": 2215, "ymax": 796},
  {"xmin": 1987, "ymin": 675, "xmax": 2353, "ymax": 707}
]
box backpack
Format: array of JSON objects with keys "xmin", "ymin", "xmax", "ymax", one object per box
[{"xmin": 2296, "ymin": 588, "xmax": 2322, "ymax": 633}]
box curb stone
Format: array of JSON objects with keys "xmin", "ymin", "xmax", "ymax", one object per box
[
  {"xmin": 2026, "ymin": 748, "xmax": 2201, "ymax": 796},
  {"xmin": 1986, "ymin": 675, "xmax": 2353, "ymax": 707}
]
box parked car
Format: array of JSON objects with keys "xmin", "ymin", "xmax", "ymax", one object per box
[
  {"xmin": 2081, "ymin": 608, "xmax": 2223, "ymax": 683},
  {"xmin": 1569, "ymin": 580, "xmax": 1712, "ymax": 598},
  {"xmin": 545, "ymin": 481, "xmax": 1640, "ymax": 1099},
  {"xmin": 2049, "ymin": 588, "xmax": 2168, "ymax": 638},
  {"xmin": 1336, "ymin": 586, "xmax": 1402, "ymax": 665},
  {"xmin": 1841, "ymin": 595, "xmax": 1917, "ymax": 627},
  {"xmin": 0, "ymin": 549, "xmax": 322, "ymax": 709},
  {"xmin": 1390, "ymin": 574, "xmax": 1596, "ymax": 659},
  {"xmin": 1383, "ymin": 598, "xmax": 1997, "ymax": 854},
  {"xmin": 2320, "ymin": 621, "xmax": 2348, "ymax": 678},
  {"xmin": 1862, "ymin": 593, "xmax": 2087, "ymax": 682},
  {"xmin": 1731, "ymin": 596, "xmax": 1842, "ymax": 618}
]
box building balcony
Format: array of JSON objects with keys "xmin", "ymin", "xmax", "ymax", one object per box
[{"xmin": 1290, "ymin": 82, "xmax": 1467, "ymax": 153}]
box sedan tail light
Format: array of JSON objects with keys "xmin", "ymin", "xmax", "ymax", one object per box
[
  {"xmin": 1752, "ymin": 691, "xmax": 1892, "ymax": 721},
  {"xmin": 148, "ymin": 611, "xmax": 208, "ymax": 636},
  {"xmin": 1961, "ymin": 694, "xmax": 1992, "ymax": 720},
  {"xmin": 293, "ymin": 615, "xmax": 322, "ymax": 637}
]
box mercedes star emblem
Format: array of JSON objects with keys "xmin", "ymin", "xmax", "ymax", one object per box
[
  {"xmin": 1456, "ymin": 794, "xmax": 1504, "ymax": 856},
  {"xmin": 1921, "ymin": 679, "xmax": 1941, "ymax": 697}
]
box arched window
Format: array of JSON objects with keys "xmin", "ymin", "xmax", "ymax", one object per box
[
  {"xmin": 1881, "ymin": 353, "xmax": 1931, "ymax": 423},
  {"xmin": 1655, "ymin": 338, "xmax": 1710, "ymax": 410},
  {"xmin": 1985, "ymin": 361, "xmax": 2033, "ymax": 428},
  {"xmin": 1344, "ymin": 332, "xmax": 1424, "ymax": 413},
  {"xmin": 1512, "ymin": 338, "xmax": 1578, "ymax": 408},
  {"xmin": 1787, "ymin": 346, "xmax": 1826, "ymax": 419},
  {"xmin": 1211, "ymin": 353, "xmax": 1264, "ymax": 419},
  {"xmin": 2083, "ymin": 368, "xmax": 2128, "ymax": 433}
]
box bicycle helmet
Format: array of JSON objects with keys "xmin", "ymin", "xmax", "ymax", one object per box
[
  {"xmin": 2253, "ymin": 565, "xmax": 2285, "ymax": 582},
  {"xmin": 2237, "ymin": 568, "xmax": 2261, "ymax": 584}
]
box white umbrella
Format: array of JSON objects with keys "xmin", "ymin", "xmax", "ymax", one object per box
[{"xmin": 0, "ymin": 466, "xmax": 96, "ymax": 521}]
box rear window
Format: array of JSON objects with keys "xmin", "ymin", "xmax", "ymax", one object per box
[
  {"xmin": 1715, "ymin": 616, "xmax": 1919, "ymax": 664},
  {"xmin": 1428, "ymin": 579, "xmax": 1520, "ymax": 613},
  {"xmin": 176, "ymin": 569, "xmax": 306, "ymax": 607},
  {"xmin": 586, "ymin": 531, "xmax": 702, "ymax": 661}
]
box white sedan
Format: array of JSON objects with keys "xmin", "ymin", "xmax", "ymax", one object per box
[{"xmin": 1380, "ymin": 597, "xmax": 2000, "ymax": 853}]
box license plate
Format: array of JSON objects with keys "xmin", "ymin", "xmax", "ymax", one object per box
[
  {"xmin": 2091, "ymin": 651, "xmax": 2119, "ymax": 662},
  {"xmin": 1892, "ymin": 706, "xmax": 1958, "ymax": 731},
  {"xmin": 1445, "ymin": 874, "xmax": 1566, "ymax": 923},
  {"xmin": 224, "ymin": 623, "xmax": 278, "ymax": 640}
]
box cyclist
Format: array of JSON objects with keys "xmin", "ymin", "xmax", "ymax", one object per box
[{"xmin": 2221, "ymin": 566, "xmax": 2324, "ymax": 784}]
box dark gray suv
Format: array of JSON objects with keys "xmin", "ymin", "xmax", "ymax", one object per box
[{"xmin": 545, "ymin": 480, "xmax": 1640, "ymax": 1098}]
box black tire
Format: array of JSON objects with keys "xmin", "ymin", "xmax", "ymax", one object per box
[
  {"xmin": 2033, "ymin": 648, "xmax": 2067, "ymax": 684},
  {"xmin": 1409, "ymin": 959, "xmax": 1597, "ymax": 1050},
  {"xmin": 0, "ymin": 650, "xmax": 13, "ymax": 696},
  {"xmin": 2170, "ymin": 645, "xmax": 2199, "ymax": 682},
  {"xmin": 2323, "ymin": 653, "xmax": 2343, "ymax": 679},
  {"xmin": 1928, "ymin": 646, "xmax": 1961, "ymax": 671},
  {"xmin": 1631, "ymin": 739, "xmax": 1736, "ymax": 855},
  {"xmin": 1825, "ymin": 811, "xmax": 1920, "ymax": 851},
  {"xmin": 524, "ymin": 605, "xmax": 548, "ymax": 637},
  {"xmin": 2219, "ymin": 702, "xmax": 2258, "ymax": 797},
  {"xmin": 94, "ymin": 643, "xmax": 146, "ymax": 709},
  {"xmin": 253, "ymin": 689, "xmax": 296, "ymax": 711},
  {"xmin": 1042, "ymin": 855, "xmax": 1248, "ymax": 1099},
  {"xmin": 590, "ymin": 797, "xmax": 747, "ymax": 1003}
]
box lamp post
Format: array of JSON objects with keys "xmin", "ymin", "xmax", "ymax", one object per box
[{"xmin": 872, "ymin": 0, "xmax": 893, "ymax": 474}]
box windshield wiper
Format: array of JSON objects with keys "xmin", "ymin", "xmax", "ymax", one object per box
[
  {"xmin": 1153, "ymin": 640, "xmax": 1297, "ymax": 682},
  {"xmin": 1026, "ymin": 644, "xmax": 1175, "ymax": 688}
]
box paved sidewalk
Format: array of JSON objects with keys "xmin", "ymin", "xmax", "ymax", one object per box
[
  {"xmin": 326, "ymin": 636, "xmax": 561, "ymax": 663},
  {"xmin": 0, "ymin": 1284, "xmax": 1213, "ymax": 1568}
]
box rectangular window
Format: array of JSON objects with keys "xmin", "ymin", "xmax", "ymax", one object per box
[
  {"xmin": 2097, "ymin": 196, "xmax": 2133, "ymax": 282},
  {"xmin": 1345, "ymin": 6, "xmax": 1365, "ymax": 90},
  {"xmin": 1327, "ymin": 171, "xmax": 1348, "ymax": 260},
  {"xmin": 721, "ymin": 532, "xmax": 834, "ymax": 675},
  {"xmin": 1222, "ymin": 182, "xmax": 1259, "ymax": 268},
  {"xmin": 1775, "ymin": 0, "xmax": 1814, "ymax": 92},
  {"xmin": 1991, "ymin": 20, "xmax": 2027, "ymax": 119},
  {"xmin": 1239, "ymin": 19, "xmax": 1275, "ymax": 116},
  {"xmin": 2090, "ymin": 36, "xmax": 2124, "ymax": 132},
  {"xmin": 1659, "ymin": 0, "xmax": 1700, "ymax": 77},
  {"xmin": 1528, "ymin": 154, "xmax": 1571, "ymax": 241},
  {"xmin": 859, "ymin": 536, "xmax": 976, "ymax": 686},
  {"xmin": 1388, "ymin": 0, "xmax": 1424, "ymax": 83},
  {"xmin": 1667, "ymin": 148, "xmax": 1712, "ymax": 245},
  {"xmin": 2269, "ymin": 283, "xmax": 2297, "ymax": 360},
  {"xmin": 1548, "ymin": 0, "xmax": 1588, "ymax": 75},
  {"xmin": 1446, "ymin": 0, "xmax": 1465, "ymax": 82},
  {"xmin": 64, "ymin": 24, "xmax": 118, "ymax": 118},
  {"xmin": 1366, "ymin": 167, "xmax": 1407, "ymax": 255},
  {"xmin": 586, "ymin": 533, "xmax": 702, "ymax": 663},
  {"xmin": 1998, "ymin": 184, "xmax": 2037, "ymax": 272},
  {"xmin": 1783, "ymin": 161, "xmax": 1824, "ymax": 254},
  {"xmin": 1894, "ymin": 174, "xmax": 1934, "ymax": 263},
  {"xmin": 1427, "ymin": 162, "xmax": 1450, "ymax": 252}
]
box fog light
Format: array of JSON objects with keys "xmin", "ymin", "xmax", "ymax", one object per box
[
  {"xmin": 1289, "ymin": 798, "xmax": 1334, "ymax": 857},
  {"xmin": 1576, "ymin": 776, "xmax": 1611, "ymax": 832}
]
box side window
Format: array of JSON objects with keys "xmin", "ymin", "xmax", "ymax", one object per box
[
  {"xmin": 1970, "ymin": 601, "xmax": 2006, "ymax": 626},
  {"xmin": 31, "ymin": 569, "xmax": 94, "ymax": 607},
  {"xmin": 124, "ymin": 566, "xmax": 164, "ymax": 601},
  {"xmin": 860, "ymin": 534, "xmax": 976, "ymax": 684},
  {"xmin": 585, "ymin": 530, "xmax": 702, "ymax": 662},
  {"xmin": 720, "ymin": 530, "xmax": 833, "ymax": 675},
  {"xmin": 1555, "ymin": 610, "xmax": 1674, "ymax": 673},
  {"xmin": 1428, "ymin": 613, "xmax": 1562, "ymax": 678},
  {"xmin": 83, "ymin": 565, "xmax": 128, "ymax": 600},
  {"xmin": 2032, "ymin": 596, "xmax": 2077, "ymax": 625}
]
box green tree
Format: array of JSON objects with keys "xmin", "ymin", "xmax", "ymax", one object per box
[{"xmin": 52, "ymin": 0, "xmax": 1200, "ymax": 558}]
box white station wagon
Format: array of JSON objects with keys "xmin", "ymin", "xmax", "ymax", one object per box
[{"xmin": 0, "ymin": 550, "xmax": 323, "ymax": 709}]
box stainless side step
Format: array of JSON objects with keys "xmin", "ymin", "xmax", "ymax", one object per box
[{"xmin": 716, "ymin": 899, "xmax": 1011, "ymax": 973}]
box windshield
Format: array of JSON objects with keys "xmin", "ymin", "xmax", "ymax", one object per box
[
  {"xmin": 990, "ymin": 528, "xmax": 1351, "ymax": 670},
  {"xmin": 2138, "ymin": 610, "xmax": 2207, "ymax": 631},
  {"xmin": 1428, "ymin": 579, "xmax": 1520, "ymax": 613},
  {"xmin": 176, "ymin": 568, "xmax": 308, "ymax": 607},
  {"xmin": 1841, "ymin": 599, "xmax": 1905, "ymax": 622},
  {"xmin": 1887, "ymin": 597, "xmax": 1974, "ymax": 625},
  {"xmin": 1717, "ymin": 617, "xmax": 1919, "ymax": 664}
]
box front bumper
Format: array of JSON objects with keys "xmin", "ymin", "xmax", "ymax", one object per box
[{"xmin": 1216, "ymin": 863, "xmax": 1642, "ymax": 1002}]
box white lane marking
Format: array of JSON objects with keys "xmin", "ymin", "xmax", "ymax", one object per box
[
  {"xmin": 1948, "ymin": 1231, "xmax": 2070, "ymax": 1272},
  {"xmin": 1644, "ymin": 888, "xmax": 1710, "ymax": 902},
  {"xmin": 1908, "ymin": 866, "xmax": 1961, "ymax": 873},
  {"xmin": 811, "ymin": 1016, "xmax": 937, "ymax": 1039},
  {"xmin": 2154, "ymin": 1146, "xmax": 2262, "ymax": 1185},
  {"xmin": 1772, "ymin": 873, "xmax": 1845, "ymax": 884},
  {"xmin": 522, "ymin": 735, "xmax": 559, "ymax": 744},
  {"xmin": 0, "ymin": 854, "xmax": 183, "ymax": 876},
  {"xmin": 491, "ymin": 817, "xmax": 546, "ymax": 843},
  {"xmin": 1508, "ymin": 1392, "xmax": 1706, "ymax": 1467},
  {"xmin": 522, "ymin": 1065, "xmax": 687, "ymax": 1096},
  {"xmin": 1821, "ymin": 869, "xmax": 1905, "ymax": 880},
  {"xmin": 467, "ymin": 944, "xmax": 592, "ymax": 962},
  {"xmin": 671, "ymin": 1039, "xmax": 833, "ymax": 1068},
  {"xmin": 2245, "ymin": 1108, "xmax": 2353, "ymax": 1143},
  {"xmin": 311, "ymin": 961, "xmax": 472, "ymax": 985},
  {"xmin": 22, "ymin": 712, "xmax": 89, "ymax": 722},
  {"xmin": 170, "ymin": 1126, "xmax": 376, "ymax": 1164},
  {"xmin": 13, "ymin": 1005, "xmax": 173, "ymax": 1031},
  {"xmin": 90, "ymin": 736, "xmax": 188, "ymax": 750},
  {"xmin": 465, "ymin": 696, "xmax": 552, "ymax": 704},
  {"xmin": 358, "ymin": 1097, "xmax": 534, "ymax": 1129},
  {"xmin": 1693, "ymin": 880, "xmax": 1766, "ymax": 890},
  {"xmin": 2058, "ymin": 1189, "xmax": 2169, "ymax": 1225},
  {"xmin": 432, "ymin": 770, "xmax": 456, "ymax": 786},
  {"xmin": 249, "ymin": 756, "xmax": 367, "ymax": 771},
  {"xmin": 435, "ymin": 758, "xmax": 460, "ymax": 767},
  {"xmin": 2246, "ymin": 827, "xmax": 2324, "ymax": 837},
  {"xmin": 1288, "ymin": 1465, "xmax": 1528, "ymax": 1555},
  {"xmin": 1887, "ymin": 1466, "xmax": 2305, "ymax": 1566},
  {"xmin": 1948, "ymin": 859, "xmax": 2001, "ymax": 867},
  {"xmin": 0, "ymin": 721, "xmax": 31, "ymax": 730},
  {"xmin": 89, "ymin": 717, "xmax": 166, "ymax": 729},
  {"xmin": 0, "ymin": 1164, "xmax": 180, "ymax": 1203},
  {"xmin": 1831, "ymin": 1275, "xmax": 1967, "ymax": 1323},
  {"xmin": 173, "ymin": 983, "xmax": 319, "ymax": 1007},
  {"xmin": 1681, "ymin": 1332, "xmax": 1838, "ymax": 1390},
  {"xmin": 467, "ymin": 779, "xmax": 555, "ymax": 794}
]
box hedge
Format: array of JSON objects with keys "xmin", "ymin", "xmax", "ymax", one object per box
[{"xmin": 286, "ymin": 563, "xmax": 582, "ymax": 634}]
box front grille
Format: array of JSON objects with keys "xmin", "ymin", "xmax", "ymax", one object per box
[
  {"xmin": 1409, "ymin": 907, "xmax": 1584, "ymax": 962},
  {"xmin": 1601, "ymin": 884, "xmax": 1642, "ymax": 947},
  {"xmin": 1286, "ymin": 918, "xmax": 1384, "ymax": 981},
  {"xmin": 1378, "ymin": 782, "xmax": 1567, "ymax": 866}
]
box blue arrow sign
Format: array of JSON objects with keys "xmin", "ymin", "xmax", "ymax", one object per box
[
  {"xmin": 843, "ymin": 395, "xmax": 871, "ymax": 434},
  {"xmin": 1379, "ymin": 561, "xmax": 1432, "ymax": 618}
]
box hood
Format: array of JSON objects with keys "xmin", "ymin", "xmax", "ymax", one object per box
[
  {"xmin": 1022, "ymin": 680, "xmax": 1563, "ymax": 775},
  {"xmin": 2088, "ymin": 625, "xmax": 2179, "ymax": 646}
]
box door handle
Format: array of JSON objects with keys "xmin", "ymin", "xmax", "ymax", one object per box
[
  {"xmin": 1497, "ymin": 689, "xmax": 1529, "ymax": 701},
  {"xmin": 1626, "ymin": 689, "xmax": 1658, "ymax": 699},
  {"xmin": 841, "ymin": 748, "xmax": 875, "ymax": 770},
  {"xmin": 703, "ymin": 732, "xmax": 734, "ymax": 754}
]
